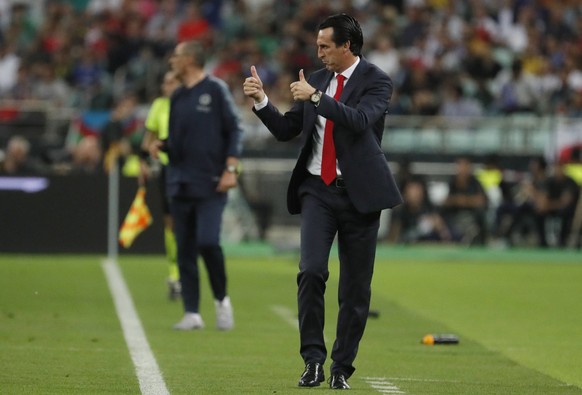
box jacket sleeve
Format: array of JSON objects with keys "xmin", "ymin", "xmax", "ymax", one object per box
[{"xmin": 252, "ymin": 100, "xmax": 304, "ymax": 142}]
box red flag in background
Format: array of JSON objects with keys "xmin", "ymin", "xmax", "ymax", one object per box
[{"xmin": 119, "ymin": 187, "xmax": 153, "ymax": 248}]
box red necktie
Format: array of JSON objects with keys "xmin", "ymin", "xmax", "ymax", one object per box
[{"xmin": 321, "ymin": 74, "xmax": 345, "ymax": 185}]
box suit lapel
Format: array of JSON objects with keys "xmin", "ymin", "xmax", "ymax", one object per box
[
  {"xmin": 314, "ymin": 72, "xmax": 334, "ymax": 110},
  {"xmin": 339, "ymin": 57, "xmax": 367, "ymax": 102}
]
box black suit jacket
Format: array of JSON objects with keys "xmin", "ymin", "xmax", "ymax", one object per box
[{"xmin": 253, "ymin": 56, "xmax": 403, "ymax": 214}]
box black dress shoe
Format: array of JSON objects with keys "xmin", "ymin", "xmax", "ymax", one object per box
[
  {"xmin": 329, "ymin": 373, "xmax": 350, "ymax": 389},
  {"xmin": 298, "ymin": 362, "xmax": 325, "ymax": 387}
]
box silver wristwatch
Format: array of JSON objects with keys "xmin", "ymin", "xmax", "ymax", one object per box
[{"xmin": 310, "ymin": 89, "xmax": 322, "ymax": 107}]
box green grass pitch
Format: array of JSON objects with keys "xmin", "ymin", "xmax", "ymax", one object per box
[{"xmin": 1, "ymin": 244, "xmax": 581, "ymax": 394}]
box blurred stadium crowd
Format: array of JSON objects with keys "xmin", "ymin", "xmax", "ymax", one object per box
[
  {"xmin": 1, "ymin": 1, "xmax": 582, "ymax": 117},
  {"xmin": 0, "ymin": 0, "xmax": 582, "ymax": 248}
]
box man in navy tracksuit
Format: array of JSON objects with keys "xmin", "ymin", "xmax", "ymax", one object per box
[{"xmin": 151, "ymin": 40, "xmax": 243, "ymax": 331}]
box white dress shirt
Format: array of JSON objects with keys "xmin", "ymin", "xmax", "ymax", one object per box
[{"xmin": 306, "ymin": 57, "xmax": 359, "ymax": 177}]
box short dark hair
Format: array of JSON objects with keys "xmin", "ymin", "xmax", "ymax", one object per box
[
  {"xmin": 182, "ymin": 40, "xmax": 206, "ymax": 67},
  {"xmin": 318, "ymin": 13, "xmax": 363, "ymax": 56}
]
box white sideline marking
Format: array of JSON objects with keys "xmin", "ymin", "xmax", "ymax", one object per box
[
  {"xmin": 380, "ymin": 376, "xmax": 463, "ymax": 383},
  {"xmin": 102, "ymin": 259, "xmax": 169, "ymax": 395},
  {"xmin": 270, "ymin": 305, "xmax": 299, "ymax": 329},
  {"xmin": 362, "ymin": 377, "xmax": 406, "ymax": 394}
]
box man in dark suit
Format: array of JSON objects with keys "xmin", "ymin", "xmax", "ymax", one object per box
[{"xmin": 243, "ymin": 13, "xmax": 402, "ymax": 390}]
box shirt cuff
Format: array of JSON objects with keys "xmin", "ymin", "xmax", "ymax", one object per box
[{"xmin": 253, "ymin": 95, "xmax": 269, "ymax": 110}]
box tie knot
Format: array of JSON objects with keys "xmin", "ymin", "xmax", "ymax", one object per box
[{"xmin": 337, "ymin": 74, "xmax": 345, "ymax": 83}]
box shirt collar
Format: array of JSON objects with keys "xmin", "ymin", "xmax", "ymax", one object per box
[{"xmin": 335, "ymin": 56, "xmax": 360, "ymax": 80}]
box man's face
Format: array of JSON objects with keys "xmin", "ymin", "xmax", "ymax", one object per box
[
  {"xmin": 169, "ymin": 43, "xmax": 189, "ymax": 78},
  {"xmin": 316, "ymin": 27, "xmax": 348, "ymax": 73},
  {"xmin": 162, "ymin": 72, "xmax": 180, "ymax": 96}
]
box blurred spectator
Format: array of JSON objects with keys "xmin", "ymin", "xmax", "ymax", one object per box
[
  {"xmin": 123, "ymin": 14, "xmax": 149, "ymax": 62},
  {"xmin": 438, "ymin": 82, "xmax": 483, "ymax": 118},
  {"xmin": 5, "ymin": 3, "xmax": 38, "ymax": 54},
  {"xmin": 564, "ymin": 55, "xmax": 582, "ymax": 93},
  {"xmin": 565, "ymin": 148, "xmax": 582, "ymax": 247},
  {"xmin": 144, "ymin": 0, "xmax": 180, "ymax": 56},
  {"xmin": 462, "ymin": 42, "xmax": 502, "ymax": 111},
  {"xmin": 0, "ymin": 135, "xmax": 42, "ymax": 174},
  {"xmin": 70, "ymin": 46, "xmax": 105, "ymax": 90},
  {"xmin": 441, "ymin": 156, "xmax": 488, "ymax": 245},
  {"xmin": 367, "ymin": 36, "xmax": 400, "ymax": 77},
  {"xmin": 536, "ymin": 58, "xmax": 562, "ymax": 114},
  {"xmin": 69, "ymin": 46, "xmax": 111, "ymax": 109},
  {"xmin": 177, "ymin": 3, "xmax": 212, "ymax": 46},
  {"xmin": 497, "ymin": 2, "xmax": 531, "ymax": 54},
  {"xmin": 70, "ymin": 135, "xmax": 103, "ymax": 174},
  {"xmin": 538, "ymin": 161, "xmax": 580, "ymax": 247},
  {"xmin": 503, "ymin": 157, "xmax": 581, "ymax": 248},
  {"xmin": 564, "ymin": 89, "xmax": 582, "ymax": 118},
  {"xmin": 564, "ymin": 148, "xmax": 582, "ymax": 186},
  {"xmin": 549, "ymin": 67, "xmax": 575, "ymax": 114},
  {"xmin": 395, "ymin": 156, "xmax": 415, "ymax": 192},
  {"xmin": 0, "ymin": 42, "xmax": 20, "ymax": 95},
  {"xmin": 30, "ymin": 61, "xmax": 71, "ymax": 106},
  {"xmin": 4, "ymin": 64, "xmax": 34, "ymax": 100},
  {"xmin": 218, "ymin": 0, "xmax": 248, "ymax": 43},
  {"xmin": 100, "ymin": 93, "xmax": 143, "ymax": 165},
  {"xmin": 242, "ymin": 49, "xmax": 278, "ymax": 88},
  {"xmin": 475, "ymin": 154, "xmax": 514, "ymax": 242},
  {"xmin": 84, "ymin": 12, "xmax": 110, "ymax": 62},
  {"xmin": 86, "ymin": 0, "xmax": 122, "ymax": 16},
  {"xmin": 211, "ymin": 44, "xmax": 243, "ymax": 86},
  {"xmin": 398, "ymin": 59, "xmax": 440, "ymax": 115},
  {"xmin": 35, "ymin": 3, "xmax": 73, "ymax": 58},
  {"xmin": 398, "ymin": 4, "xmax": 429, "ymax": 48},
  {"xmin": 501, "ymin": 156, "xmax": 548, "ymax": 247},
  {"xmin": 83, "ymin": 80, "xmax": 114, "ymax": 111},
  {"xmin": 122, "ymin": 45, "xmax": 164, "ymax": 102},
  {"xmin": 469, "ymin": 2, "xmax": 500, "ymax": 48},
  {"xmin": 61, "ymin": 0, "xmax": 93, "ymax": 13},
  {"xmin": 387, "ymin": 175, "xmax": 455, "ymax": 244},
  {"xmin": 491, "ymin": 58, "xmax": 541, "ymax": 114},
  {"xmin": 544, "ymin": 3, "xmax": 575, "ymax": 43}
]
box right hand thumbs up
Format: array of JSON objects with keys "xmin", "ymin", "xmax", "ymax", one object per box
[
  {"xmin": 244, "ymin": 65, "xmax": 265, "ymax": 103},
  {"xmin": 251, "ymin": 65, "xmax": 261, "ymax": 81}
]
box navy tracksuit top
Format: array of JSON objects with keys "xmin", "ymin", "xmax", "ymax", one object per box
[{"xmin": 167, "ymin": 75, "xmax": 243, "ymax": 198}]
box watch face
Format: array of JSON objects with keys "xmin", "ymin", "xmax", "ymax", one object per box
[{"xmin": 311, "ymin": 92, "xmax": 321, "ymax": 102}]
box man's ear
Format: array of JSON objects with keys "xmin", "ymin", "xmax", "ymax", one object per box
[{"xmin": 344, "ymin": 41, "xmax": 351, "ymax": 53}]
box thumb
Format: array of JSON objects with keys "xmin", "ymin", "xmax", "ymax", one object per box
[
  {"xmin": 299, "ymin": 69, "xmax": 305, "ymax": 81},
  {"xmin": 251, "ymin": 65, "xmax": 260, "ymax": 81}
]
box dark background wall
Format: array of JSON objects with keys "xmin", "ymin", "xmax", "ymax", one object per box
[{"xmin": 0, "ymin": 174, "xmax": 165, "ymax": 254}]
